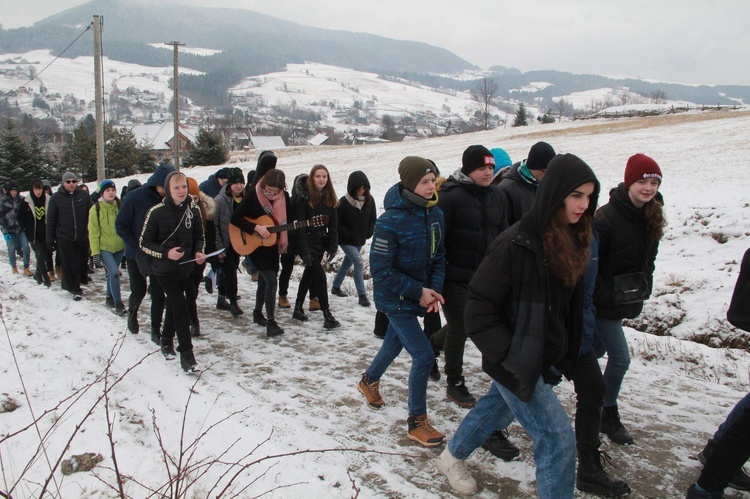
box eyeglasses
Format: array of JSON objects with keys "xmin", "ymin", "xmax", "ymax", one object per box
[
  {"xmin": 262, "ymin": 188, "xmax": 281, "ymax": 198},
  {"xmin": 65, "ymin": 180, "xmax": 78, "ymax": 184}
]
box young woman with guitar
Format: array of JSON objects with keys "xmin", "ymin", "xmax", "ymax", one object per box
[{"xmin": 230, "ymin": 169, "xmax": 291, "ymax": 338}]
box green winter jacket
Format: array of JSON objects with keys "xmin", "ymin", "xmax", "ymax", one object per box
[{"xmin": 89, "ymin": 200, "xmax": 126, "ymax": 255}]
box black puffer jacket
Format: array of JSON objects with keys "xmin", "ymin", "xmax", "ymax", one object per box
[
  {"xmin": 465, "ymin": 154, "xmax": 599, "ymax": 402},
  {"xmin": 498, "ymin": 163, "xmax": 536, "ymax": 227},
  {"xmin": 46, "ymin": 185, "xmax": 93, "ymax": 243},
  {"xmin": 139, "ymin": 172, "xmax": 205, "ymax": 280},
  {"xmin": 337, "ymin": 170, "xmax": 376, "ymax": 247},
  {"xmin": 19, "ymin": 191, "xmax": 49, "ymax": 244},
  {"xmin": 593, "ymin": 183, "xmax": 660, "ymax": 320},
  {"xmin": 437, "ymin": 171, "xmax": 508, "ymax": 283},
  {"xmin": 292, "ymin": 174, "xmax": 338, "ymax": 259}
]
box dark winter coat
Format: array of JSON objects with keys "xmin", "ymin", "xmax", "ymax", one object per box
[
  {"xmin": 337, "ymin": 170, "xmax": 376, "ymax": 247},
  {"xmin": 249, "ymin": 151, "xmax": 277, "ymax": 189},
  {"xmin": 292, "ymin": 174, "xmax": 338, "ymax": 260},
  {"xmin": 46, "ymin": 185, "xmax": 93, "ymax": 243},
  {"xmin": 115, "ymin": 164, "xmax": 174, "ymax": 260},
  {"xmin": 198, "ymin": 173, "xmax": 223, "ymax": 198},
  {"xmin": 581, "ymin": 233, "xmax": 599, "ymax": 356},
  {"xmin": 19, "ymin": 191, "xmax": 49, "ymax": 244},
  {"xmin": 593, "ymin": 183, "xmax": 660, "ymax": 320},
  {"xmin": 231, "ymin": 187, "xmax": 291, "ymax": 272},
  {"xmin": 139, "ymin": 172, "xmax": 205, "ymax": 280},
  {"xmin": 727, "ymin": 248, "xmax": 750, "ymax": 332},
  {"xmin": 370, "ymin": 182, "xmax": 445, "ymax": 316},
  {"xmin": 0, "ymin": 191, "xmax": 24, "ymax": 235},
  {"xmin": 438, "ymin": 171, "xmax": 508, "ymax": 283},
  {"xmin": 465, "ymin": 154, "xmax": 599, "ymax": 402},
  {"xmin": 213, "ymin": 185, "xmax": 242, "ymax": 253},
  {"xmin": 498, "ymin": 163, "xmax": 537, "ymax": 227}
]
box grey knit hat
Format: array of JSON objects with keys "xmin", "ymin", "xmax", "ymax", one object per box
[{"xmin": 62, "ymin": 171, "xmax": 77, "ymax": 183}]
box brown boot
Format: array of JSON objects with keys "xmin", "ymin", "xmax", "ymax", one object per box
[
  {"xmin": 278, "ymin": 295, "xmax": 291, "ymax": 308},
  {"xmin": 357, "ymin": 374, "xmax": 384, "ymax": 410},
  {"xmin": 11, "ymin": 266, "xmax": 19, "ymax": 274},
  {"xmin": 309, "ymin": 297, "xmax": 321, "ymax": 311},
  {"xmin": 23, "ymin": 267, "xmax": 32, "ymax": 276},
  {"xmin": 48, "ymin": 271, "xmax": 57, "ymax": 281},
  {"xmin": 407, "ymin": 415, "xmax": 444, "ymax": 447}
]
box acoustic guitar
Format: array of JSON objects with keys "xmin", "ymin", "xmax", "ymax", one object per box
[{"xmin": 229, "ymin": 214, "xmax": 329, "ymax": 255}]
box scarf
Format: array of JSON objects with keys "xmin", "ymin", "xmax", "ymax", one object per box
[
  {"xmin": 256, "ymin": 183, "xmax": 288, "ymax": 253},
  {"xmin": 518, "ymin": 161, "xmax": 539, "ymax": 187},
  {"xmin": 345, "ymin": 192, "xmax": 365, "ymax": 210}
]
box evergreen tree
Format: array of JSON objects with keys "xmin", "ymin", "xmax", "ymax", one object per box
[
  {"xmin": 512, "ymin": 102, "xmax": 528, "ymax": 127},
  {"xmin": 136, "ymin": 141, "xmax": 157, "ymax": 173},
  {"xmin": 0, "ymin": 118, "xmax": 33, "ymax": 185},
  {"xmin": 104, "ymin": 123, "xmax": 140, "ymax": 179},
  {"xmin": 59, "ymin": 122, "xmax": 96, "ymax": 181},
  {"xmin": 182, "ymin": 126, "xmax": 229, "ymax": 167},
  {"xmin": 27, "ymin": 134, "xmax": 59, "ymax": 184}
]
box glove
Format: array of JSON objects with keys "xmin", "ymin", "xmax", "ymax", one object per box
[
  {"xmin": 3, "ymin": 234, "xmax": 11, "ymax": 243},
  {"xmin": 301, "ymin": 254, "xmax": 312, "ymax": 267},
  {"xmin": 92, "ymin": 254, "xmax": 102, "ymax": 268}
]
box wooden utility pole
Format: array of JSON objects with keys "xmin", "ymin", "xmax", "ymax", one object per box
[
  {"xmin": 164, "ymin": 41, "xmax": 185, "ymax": 170},
  {"xmin": 93, "ymin": 15, "xmax": 105, "ymax": 183}
]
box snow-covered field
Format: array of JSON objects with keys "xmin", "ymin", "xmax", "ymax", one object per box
[{"xmin": 2, "ymin": 111, "xmax": 750, "ymax": 498}]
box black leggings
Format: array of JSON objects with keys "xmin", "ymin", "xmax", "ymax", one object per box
[
  {"xmin": 278, "ymin": 251, "xmax": 295, "ymax": 297},
  {"xmin": 126, "ymin": 257, "xmax": 166, "ymax": 333},
  {"xmin": 156, "ymin": 275, "xmax": 193, "ymax": 353},
  {"xmin": 256, "ymin": 269, "xmax": 278, "ymax": 319}
]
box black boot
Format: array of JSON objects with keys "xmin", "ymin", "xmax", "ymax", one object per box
[
  {"xmin": 161, "ymin": 340, "xmax": 176, "ymax": 360},
  {"xmin": 429, "ymin": 359, "xmax": 441, "ymax": 381},
  {"xmin": 266, "ymin": 319, "xmax": 285, "ymax": 337},
  {"xmin": 322, "ymin": 308, "xmax": 341, "ymax": 329},
  {"xmin": 601, "ymin": 405, "xmax": 634, "ymax": 445},
  {"xmin": 216, "ymin": 295, "xmax": 231, "ymax": 310},
  {"xmin": 229, "ymin": 300, "xmax": 244, "ymax": 317},
  {"xmin": 42, "ymin": 270, "xmax": 51, "ymax": 288},
  {"xmin": 151, "ymin": 326, "xmax": 162, "ymax": 346},
  {"xmin": 331, "ymin": 286, "xmax": 347, "ymax": 297},
  {"xmin": 481, "ymin": 430, "xmax": 521, "ymax": 462},
  {"xmin": 33, "ymin": 269, "xmax": 43, "ymax": 285},
  {"xmin": 576, "ymin": 448, "xmax": 631, "ymax": 497},
  {"xmin": 253, "ymin": 309, "xmax": 268, "ymax": 326},
  {"xmin": 293, "ymin": 300, "xmax": 309, "ymax": 322},
  {"xmin": 127, "ymin": 309, "xmax": 139, "ymax": 334},
  {"xmin": 180, "ymin": 349, "xmax": 200, "ymax": 373},
  {"xmin": 700, "ymin": 439, "xmax": 750, "ymax": 491},
  {"xmin": 190, "ymin": 321, "xmax": 201, "ymax": 338},
  {"xmin": 115, "ymin": 302, "xmax": 127, "ymax": 316}
]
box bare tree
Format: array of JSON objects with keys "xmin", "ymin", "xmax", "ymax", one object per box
[
  {"xmin": 470, "ymin": 77, "xmax": 498, "ymax": 130},
  {"xmin": 555, "ymin": 98, "xmax": 573, "ymax": 122},
  {"xmin": 650, "ymin": 89, "xmax": 668, "ymax": 104}
]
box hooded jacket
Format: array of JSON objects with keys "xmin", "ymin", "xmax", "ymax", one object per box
[
  {"xmin": 292, "ymin": 173, "xmax": 338, "ymax": 259},
  {"xmin": 46, "ymin": 183, "xmax": 93, "ymax": 243},
  {"xmin": 19, "ymin": 190, "xmax": 49, "ymax": 244},
  {"xmin": 213, "ymin": 184, "xmax": 243, "ymax": 252},
  {"xmin": 498, "ymin": 162, "xmax": 537, "ymax": 227},
  {"xmin": 465, "ymin": 154, "xmax": 600, "ymax": 402},
  {"xmin": 593, "ymin": 183, "xmax": 661, "ymax": 320},
  {"xmin": 336, "ymin": 170, "xmax": 376, "ymax": 247},
  {"xmin": 115, "ymin": 164, "xmax": 174, "ymax": 260},
  {"xmin": 438, "ymin": 170, "xmax": 508, "ymax": 283},
  {"xmin": 370, "ymin": 182, "xmax": 445, "ymax": 316},
  {"xmin": 0, "ymin": 187, "xmax": 23, "ymax": 235},
  {"xmin": 139, "ymin": 171, "xmax": 205, "ymax": 280},
  {"xmin": 250, "ymin": 151, "xmax": 277, "ymax": 189},
  {"xmin": 198, "ymin": 168, "xmax": 227, "ymax": 198}
]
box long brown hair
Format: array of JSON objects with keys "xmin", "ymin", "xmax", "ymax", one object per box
[
  {"xmin": 307, "ymin": 164, "xmax": 338, "ymax": 208},
  {"xmin": 544, "ymin": 209, "xmax": 592, "ymax": 287},
  {"xmin": 260, "ymin": 169, "xmax": 286, "ymax": 191},
  {"xmin": 643, "ymin": 197, "xmax": 667, "ymax": 241}
]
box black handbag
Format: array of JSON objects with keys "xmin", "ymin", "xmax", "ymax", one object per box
[
  {"xmin": 136, "ymin": 251, "xmax": 153, "ymax": 277},
  {"xmin": 611, "ymin": 272, "xmax": 650, "ymax": 305}
]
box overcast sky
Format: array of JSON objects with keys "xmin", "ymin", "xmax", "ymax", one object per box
[{"xmin": 1, "ymin": 0, "xmax": 749, "ymax": 86}]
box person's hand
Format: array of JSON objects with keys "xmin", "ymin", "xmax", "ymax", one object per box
[
  {"xmin": 92, "ymin": 254, "xmax": 102, "ymax": 268},
  {"xmin": 420, "ymin": 288, "xmax": 445, "ymax": 313},
  {"xmin": 255, "ymin": 225, "xmax": 271, "ymax": 239},
  {"xmin": 326, "ymin": 251, "xmax": 336, "ymax": 262},
  {"xmin": 301, "ymin": 254, "xmax": 312, "ymax": 267},
  {"xmin": 3, "ymin": 233, "xmax": 11, "ymax": 243},
  {"xmin": 195, "ymin": 252, "xmax": 206, "ymax": 265},
  {"xmin": 167, "ymin": 247, "xmax": 184, "ymax": 261}
]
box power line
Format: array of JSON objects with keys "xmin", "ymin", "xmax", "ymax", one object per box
[{"xmin": 18, "ymin": 22, "xmax": 94, "ymax": 90}]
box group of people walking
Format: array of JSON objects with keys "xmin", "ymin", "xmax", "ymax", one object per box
[{"xmin": 2, "ymin": 141, "xmax": 745, "ymax": 497}]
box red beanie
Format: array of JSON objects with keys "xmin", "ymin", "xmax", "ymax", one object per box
[{"xmin": 624, "ymin": 154, "xmax": 662, "ymax": 189}]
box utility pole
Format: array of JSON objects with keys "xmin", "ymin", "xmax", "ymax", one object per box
[
  {"xmin": 164, "ymin": 41, "xmax": 185, "ymax": 170},
  {"xmin": 93, "ymin": 15, "xmax": 105, "ymax": 183}
]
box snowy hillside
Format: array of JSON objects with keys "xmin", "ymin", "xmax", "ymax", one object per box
[{"xmin": 1, "ymin": 111, "xmax": 750, "ymax": 498}]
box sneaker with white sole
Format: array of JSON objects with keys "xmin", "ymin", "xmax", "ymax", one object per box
[{"xmin": 434, "ymin": 446, "xmax": 478, "ymax": 495}]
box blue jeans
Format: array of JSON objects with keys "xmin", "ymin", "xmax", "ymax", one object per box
[
  {"xmin": 365, "ymin": 311, "xmax": 435, "ymax": 417},
  {"xmin": 5, "ymin": 232, "xmax": 30, "ymax": 269},
  {"xmin": 593, "ymin": 316, "xmax": 631, "ymax": 407},
  {"xmin": 714, "ymin": 392, "xmax": 750, "ymax": 442},
  {"xmin": 100, "ymin": 250, "xmax": 124, "ymax": 304},
  {"xmin": 449, "ymin": 378, "xmax": 576, "ymax": 499},
  {"xmin": 332, "ymin": 244, "xmax": 365, "ymax": 296}
]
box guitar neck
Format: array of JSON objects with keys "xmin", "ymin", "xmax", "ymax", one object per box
[{"xmin": 268, "ymin": 219, "xmax": 312, "ymax": 234}]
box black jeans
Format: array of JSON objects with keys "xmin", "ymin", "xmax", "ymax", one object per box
[
  {"xmin": 126, "ymin": 257, "xmax": 166, "ymax": 333},
  {"xmin": 30, "ymin": 242, "xmax": 50, "ymax": 276},
  {"xmin": 698, "ymin": 398, "xmax": 750, "ymax": 492},
  {"xmin": 442, "ymin": 280, "xmax": 469, "ymax": 381},
  {"xmin": 296, "ymin": 252, "xmax": 329, "ymax": 309},
  {"xmin": 219, "ymin": 248, "xmax": 240, "ymax": 301},
  {"xmin": 156, "ymin": 275, "xmax": 193, "ymax": 353},
  {"xmin": 571, "ymin": 350, "xmax": 606, "ymax": 451},
  {"xmin": 57, "ymin": 238, "xmax": 87, "ymax": 294},
  {"xmin": 256, "ymin": 269, "xmax": 278, "ymax": 319},
  {"xmin": 185, "ymin": 262, "xmax": 205, "ymax": 325}
]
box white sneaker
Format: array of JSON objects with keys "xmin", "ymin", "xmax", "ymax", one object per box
[{"xmin": 434, "ymin": 446, "xmax": 477, "ymax": 495}]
